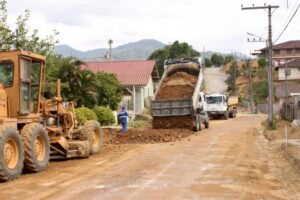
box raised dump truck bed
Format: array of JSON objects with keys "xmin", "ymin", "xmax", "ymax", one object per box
[{"xmin": 151, "ymin": 58, "xmax": 209, "ymax": 131}]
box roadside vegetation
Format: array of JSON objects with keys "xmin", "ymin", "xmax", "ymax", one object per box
[{"xmin": 0, "ymin": 0, "xmax": 120, "ymax": 125}]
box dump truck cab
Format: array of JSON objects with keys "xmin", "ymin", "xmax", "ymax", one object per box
[{"xmin": 0, "ymin": 50, "xmax": 45, "ymax": 123}]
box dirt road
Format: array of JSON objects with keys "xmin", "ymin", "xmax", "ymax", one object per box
[
  {"xmin": 1, "ymin": 114, "xmax": 300, "ymax": 200},
  {"xmin": 204, "ymin": 67, "xmax": 228, "ymax": 94}
]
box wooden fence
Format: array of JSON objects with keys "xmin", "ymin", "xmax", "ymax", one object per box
[{"xmin": 281, "ymin": 96, "xmax": 300, "ymax": 122}]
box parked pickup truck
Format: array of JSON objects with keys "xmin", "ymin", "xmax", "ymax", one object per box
[
  {"xmin": 205, "ymin": 94, "xmax": 238, "ymax": 119},
  {"xmin": 151, "ymin": 58, "xmax": 209, "ymax": 131}
]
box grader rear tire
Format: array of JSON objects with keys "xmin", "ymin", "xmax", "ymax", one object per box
[
  {"xmin": 21, "ymin": 123, "xmax": 50, "ymax": 172},
  {"xmin": 82, "ymin": 120, "xmax": 102, "ymax": 155},
  {"xmin": 0, "ymin": 126, "xmax": 24, "ymax": 182}
]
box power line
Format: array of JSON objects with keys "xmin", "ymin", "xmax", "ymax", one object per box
[{"xmin": 274, "ymin": 3, "xmax": 300, "ymax": 44}]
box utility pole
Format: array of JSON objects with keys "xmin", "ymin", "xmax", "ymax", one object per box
[
  {"xmin": 202, "ymin": 46, "xmax": 206, "ymax": 68},
  {"xmin": 248, "ymin": 55, "xmax": 254, "ymax": 113},
  {"xmin": 285, "ymin": 60, "xmax": 288, "ymax": 96},
  {"xmin": 108, "ymin": 39, "xmax": 113, "ymax": 61},
  {"xmin": 233, "ymin": 52, "xmax": 237, "ymax": 95},
  {"xmin": 242, "ymin": 4, "xmax": 279, "ymax": 128}
]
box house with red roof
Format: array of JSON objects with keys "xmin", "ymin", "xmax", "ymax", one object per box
[{"xmin": 82, "ymin": 60, "xmax": 160, "ymax": 114}]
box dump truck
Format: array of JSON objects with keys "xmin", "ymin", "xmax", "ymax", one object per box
[
  {"xmin": 0, "ymin": 50, "xmax": 102, "ymax": 182},
  {"xmin": 151, "ymin": 58, "xmax": 209, "ymax": 131},
  {"xmin": 206, "ymin": 94, "xmax": 238, "ymax": 119}
]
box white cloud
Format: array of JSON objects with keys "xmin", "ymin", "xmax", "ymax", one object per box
[{"xmin": 6, "ymin": 0, "xmax": 300, "ymax": 54}]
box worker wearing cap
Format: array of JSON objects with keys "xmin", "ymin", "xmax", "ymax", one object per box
[{"xmin": 118, "ymin": 106, "xmax": 128, "ymax": 133}]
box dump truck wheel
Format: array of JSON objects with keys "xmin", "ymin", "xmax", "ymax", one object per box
[
  {"xmin": 0, "ymin": 126, "xmax": 23, "ymax": 182},
  {"xmin": 224, "ymin": 111, "xmax": 229, "ymax": 120},
  {"xmin": 21, "ymin": 123, "xmax": 49, "ymax": 172},
  {"xmin": 82, "ymin": 120, "xmax": 102, "ymax": 154},
  {"xmin": 204, "ymin": 120, "xmax": 209, "ymax": 129},
  {"xmin": 193, "ymin": 115, "xmax": 200, "ymax": 132},
  {"xmin": 233, "ymin": 110, "xmax": 237, "ymax": 118}
]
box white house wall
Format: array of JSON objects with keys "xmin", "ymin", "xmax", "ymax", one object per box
[
  {"xmin": 279, "ymin": 68, "xmax": 300, "ymax": 80},
  {"xmin": 119, "ymin": 77, "xmax": 155, "ymax": 113},
  {"xmin": 144, "ymin": 77, "xmax": 154, "ymax": 97}
]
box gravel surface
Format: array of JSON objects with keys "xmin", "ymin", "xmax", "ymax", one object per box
[
  {"xmin": 3, "ymin": 115, "xmax": 300, "ymax": 200},
  {"xmin": 204, "ymin": 67, "xmax": 228, "ymax": 94}
]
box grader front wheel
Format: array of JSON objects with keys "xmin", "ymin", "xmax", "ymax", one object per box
[
  {"xmin": 82, "ymin": 120, "xmax": 102, "ymax": 155},
  {"xmin": 0, "ymin": 126, "xmax": 24, "ymax": 182},
  {"xmin": 21, "ymin": 123, "xmax": 50, "ymax": 172}
]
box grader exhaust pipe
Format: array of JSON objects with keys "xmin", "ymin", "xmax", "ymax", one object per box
[{"xmin": 56, "ymin": 79, "xmax": 61, "ymax": 98}]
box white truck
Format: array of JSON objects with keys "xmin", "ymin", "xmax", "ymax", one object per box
[
  {"xmin": 151, "ymin": 58, "xmax": 209, "ymax": 131},
  {"xmin": 205, "ymin": 94, "xmax": 238, "ymax": 119}
]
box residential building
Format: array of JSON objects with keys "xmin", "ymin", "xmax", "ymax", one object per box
[
  {"xmin": 82, "ymin": 60, "xmax": 160, "ymax": 114},
  {"xmin": 260, "ymin": 40, "xmax": 300, "ymax": 66},
  {"xmin": 275, "ymin": 83, "xmax": 300, "ymax": 104},
  {"xmin": 277, "ymin": 59, "xmax": 300, "ymax": 81}
]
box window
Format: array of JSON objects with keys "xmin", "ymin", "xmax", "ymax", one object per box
[
  {"xmin": 286, "ymin": 49, "xmax": 293, "ymax": 55},
  {"xmin": 0, "ymin": 61, "xmax": 13, "ymax": 87},
  {"xmin": 274, "ymin": 50, "xmax": 280, "ymax": 55},
  {"xmin": 296, "ymin": 49, "xmax": 300, "ymax": 54},
  {"xmin": 285, "ymin": 69, "xmax": 291, "ymax": 76},
  {"xmin": 30, "ymin": 61, "xmax": 41, "ymax": 112},
  {"xmin": 206, "ymin": 96, "xmax": 223, "ymax": 104},
  {"xmin": 20, "ymin": 58, "xmax": 31, "ymax": 114}
]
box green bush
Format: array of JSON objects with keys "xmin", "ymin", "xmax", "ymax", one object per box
[
  {"xmin": 93, "ymin": 106, "xmax": 115, "ymax": 126},
  {"xmin": 75, "ymin": 107, "xmax": 97, "ymax": 125}
]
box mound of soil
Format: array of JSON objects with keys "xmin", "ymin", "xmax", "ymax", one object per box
[
  {"xmin": 156, "ymin": 72, "xmax": 197, "ymax": 100},
  {"xmin": 153, "ymin": 72, "xmax": 196, "ymax": 129},
  {"xmin": 104, "ymin": 128, "xmax": 195, "ymax": 144},
  {"xmin": 152, "ymin": 116, "xmax": 193, "ymax": 130}
]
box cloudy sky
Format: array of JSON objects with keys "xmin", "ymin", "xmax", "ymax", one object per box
[{"xmin": 6, "ymin": 0, "xmax": 300, "ymax": 54}]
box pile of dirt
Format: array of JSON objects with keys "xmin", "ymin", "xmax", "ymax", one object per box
[
  {"xmin": 104, "ymin": 128, "xmax": 195, "ymax": 144},
  {"xmin": 153, "ymin": 72, "xmax": 196, "ymax": 129},
  {"xmin": 156, "ymin": 72, "xmax": 197, "ymax": 100},
  {"xmin": 152, "ymin": 116, "xmax": 193, "ymax": 130}
]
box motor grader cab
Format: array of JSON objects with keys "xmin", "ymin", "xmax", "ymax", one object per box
[{"xmin": 0, "ymin": 50, "xmax": 102, "ymax": 182}]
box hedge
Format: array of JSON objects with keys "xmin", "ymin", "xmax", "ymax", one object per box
[
  {"xmin": 75, "ymin": 107, "xmax": 98, "ymax": 125},
  {"xmin": 93, "ymin": 106, "xmax": 115, "ymax": 126}
]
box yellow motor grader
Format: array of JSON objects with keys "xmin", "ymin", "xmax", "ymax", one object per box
[{"xmin": 0, "ymin": 50, "xmax": 102, "ymax": 182}]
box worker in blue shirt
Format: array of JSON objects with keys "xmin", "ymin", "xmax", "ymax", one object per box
[{"xmin": 118, "ymin": 106, "xmax": 128, "ymax": 133}]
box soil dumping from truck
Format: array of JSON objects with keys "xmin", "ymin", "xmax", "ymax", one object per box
[
  {"xmin": 155, "ymin": 72, "xmax": 197, "ymax": 100},
  {"xmin": 152, "ymin": 116, "xmax": 194, "ymax": 129},
  {"xmin": 104, "ymin": 128, "xmax": 195, "ymax": 144},
  {"xmin": 153, "ymin": 72, "xmax": 197, "ymax": 129}
]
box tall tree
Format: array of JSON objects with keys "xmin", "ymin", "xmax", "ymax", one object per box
[
  {"xmin": 148, "ymin": 41, "xmax": 200, "ymax": 76},
  {"xmin": 226, "ymin": 61, "xmax": 240, "ymax": 95},
  {"xmin": 224, "ymin": 55, "xmax": 233, "ymax": 64},
  {"xmin": 211, "ymin": 53, "xmax": 224, "ymax": 67},
  {"xmin": 96, "ymin": 72, "xmax": 123, "ymax": 110},
  {"xmin": 0, "ymin": 0, "xmax": 58, "ymax": 55},
  {"xmin": 204, "ymin": 58, "xmax": 212, "ymax": 67}
]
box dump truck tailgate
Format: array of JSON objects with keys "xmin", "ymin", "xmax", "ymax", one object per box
[{"xmin": 152, "ymin": 98, "xmax": 192, "ymax": 117}]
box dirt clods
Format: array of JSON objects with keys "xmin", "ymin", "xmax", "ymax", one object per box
[
  {"xmin": 155, "ymin": 72, "xmax": 197, "ymax": 100},
  {"xmin": 152, "ymin": 116, "xmax": 194, "ymax": 130},
  {"xmin": 153, "ymin": 72, "xmax": 196, "ymax": 129},
  {"xmin": 104, "ymin": 128, "xmax": 195, "ymax": 144}
]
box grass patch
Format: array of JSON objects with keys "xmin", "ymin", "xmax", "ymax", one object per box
[{"xmin": 128, "ymin": 120, "xmax": 151, "ymax": 128}]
